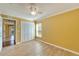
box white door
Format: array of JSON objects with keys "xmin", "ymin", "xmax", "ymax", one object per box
[
  {"xmin": 0, "ymin": 16, "xmax": 2, "ymax": 50},
  {"xmin": 21, "ymin": 21, "xmax": 35, "ymax": 42}
]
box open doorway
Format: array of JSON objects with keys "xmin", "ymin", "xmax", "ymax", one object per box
[{"xmin": 3, "ymin": 19, "xmax": 16, "ymax": 47}]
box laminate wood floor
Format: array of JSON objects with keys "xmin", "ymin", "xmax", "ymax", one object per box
[{"xmin": 0, "ymin": 40, "xmax": 77, "ymax": 56}]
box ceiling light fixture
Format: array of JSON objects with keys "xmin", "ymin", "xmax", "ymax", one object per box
[
  {"xmin": 28, "ymin": 3, "xmax": 42, "ymax": 16},
  {"xmin": 31, "ymin": 11, "xmax": 36, "ymax": 15},
  {"xmin": 29, "ymin": 3, "xmax": 38, "ymax": 16}
]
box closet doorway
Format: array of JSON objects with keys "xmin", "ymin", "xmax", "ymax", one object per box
[{"xmin": 3, "ymin": 19, "xmax": 16, "ymax": 47}]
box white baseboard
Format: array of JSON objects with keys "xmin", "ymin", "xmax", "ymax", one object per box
[
  {"xmin": 16, "ymin": 42, "xmax": 22, "ymax": 45},
  {"xmin": 16, "ymin": 39, "xmax": 35, "ymax": 45},
  {"xmin": 38, "ymin": 40, "xmax": 79, "ymax": 55}
]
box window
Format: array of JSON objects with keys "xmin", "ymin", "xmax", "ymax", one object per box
[{"xmin": 36, "ymin": 23, "xmax": 42, "ymax": 38}]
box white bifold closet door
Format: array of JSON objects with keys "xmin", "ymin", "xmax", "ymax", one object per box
[
  {"xmin": 21, "ymin": 21, "xmax": 35, "ymax": 42},
  {"xmin": 0, "ymin": 16, "xmax": 2, "ymax": 50}
]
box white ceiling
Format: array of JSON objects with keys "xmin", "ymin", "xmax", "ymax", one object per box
[{"xmin": 0, "ymin": 3, "xmax": 79, "ymax": 21}]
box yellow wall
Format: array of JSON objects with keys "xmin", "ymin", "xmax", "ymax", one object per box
[{"xmin": 41, "ymin": 8, "xmax": 79, "ymax": 53}]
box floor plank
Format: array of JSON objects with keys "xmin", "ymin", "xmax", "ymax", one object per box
[{"xmin": 0, "ymin": 40, "xmax": 77, "ymax": 56}]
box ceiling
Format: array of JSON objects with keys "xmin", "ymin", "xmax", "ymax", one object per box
[{"xmin": 0, "ymin": 3, "xmax": 79, "ymax": 21}]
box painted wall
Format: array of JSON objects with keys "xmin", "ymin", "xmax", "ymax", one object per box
[
  {"xmin": 16, "ymin": 19, "xmax": 21, "ymax": 43},
  {"xmin": 41, "ymin": 8, "xmax": 79, "ymax": 53}
]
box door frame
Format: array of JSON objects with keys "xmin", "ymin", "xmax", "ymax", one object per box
[{"xmin": 2, "ymin": 19, "xmax": 16, "ymax": 47}]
